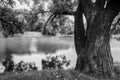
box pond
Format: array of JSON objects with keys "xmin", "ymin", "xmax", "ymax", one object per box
[
  {"xmin": 0, "ymin": 32, "xmax": 120, "ymax": 73},
  {"xmin": 0, "ymin": 32, "xmax": 77, "ymax": 71}
]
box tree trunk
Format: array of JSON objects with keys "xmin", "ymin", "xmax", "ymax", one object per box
[
  {"xmin": 74, "ymin": 1, "xmax": 86, "ymax": 71},
  {"xmin": 74, "ymin": 1, "xmax": 116, "ymax": 78}
]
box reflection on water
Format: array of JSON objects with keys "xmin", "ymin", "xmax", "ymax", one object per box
[
  {"xmin": 0, "ymin": 32, "xmax": 77, "ymax": 71},
  {"xmin": 110, "ymin": 39, "xmax": 120, "ymax": 62}
]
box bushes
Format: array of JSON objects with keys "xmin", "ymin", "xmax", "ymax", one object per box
[
  {"xmin": 14, "ymin": 61, "xmax": 38, "ymax": 72},
  {"xmin": 2, "ymin": 56, "xmax": 14, "ymax": 72},
  {"xmin": 113, "ymin": 61, "xmax": 120, "ymax": 75},
  {"xmin": 2, "ymin": 55, "xmax": 70, "ymax": 73},
  {"xmin": 42, "ymin": 55, "xmax": 70, "ymax": 70},
  {"xmin": 2, "ymin": 58, "xmax": 38, "ymax": 72}
]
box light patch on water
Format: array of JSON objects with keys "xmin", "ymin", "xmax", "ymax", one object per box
[
  {"xmin": 110, "ymin": 39, "xmax": 120, "ymax": 61},
  {"xmin": 52, "ymin": 47, "xmax": 77, "ymax": 69},
  {"xmin": 12, "ymin": 47, "xmax": 77, "ymax": 70},
  {"xmin": 111, "ymin": 47, "xmax": 120, "ymax": 61},
  {"xmin": 13, "ymin": 53, "xmax": 46, "ymax": 70},
  {"xmin": 29, "ymin": 38, "xmax": 37, "ymax": 53}
]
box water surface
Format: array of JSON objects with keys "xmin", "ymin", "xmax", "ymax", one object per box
[
  {"xmin": 0, "ymin": 32, "xmax": 120, "ymax": 72},
  {"xmin": 0, "ymin": 32, "xmax": 77, "ymax": 70}
]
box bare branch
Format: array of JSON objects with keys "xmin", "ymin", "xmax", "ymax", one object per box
[
  {"xmin": 34, "ymin": 10, "xmax": 75, "ymax": 17},
  {"xmin": 43, "ymin": 13, "xmax": 55, "ymax": 28}
]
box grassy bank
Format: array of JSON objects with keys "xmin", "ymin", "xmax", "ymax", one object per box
[
  {"xmin": 1, "ymin": 69, "xmax": 120, "ymax": 80},
  {"xmin": 0, "ymin": 69, "xmax": 99, "ymax": 80},
  {"xmin": 1, "ymin": 67, "xmax": 120, "ymax": 80},
  {"xmin": 1, "ymin": 60, "xmax": 120, "ymax": 80}
]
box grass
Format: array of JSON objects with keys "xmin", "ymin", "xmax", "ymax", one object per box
[
  {"xmin": 1, "ymin": 62, "xmax": 120, "ymax": 80},
  {"xmin": 0, "ymin": 69, "xmax": 108, "ymax": 80},
  {"xmin": 0, "ymin": 70, "xmax": 118, "ymax": 80},
  {"xmin": 0, "ymin": 69, "xmax": 79, "ymax": 80}
]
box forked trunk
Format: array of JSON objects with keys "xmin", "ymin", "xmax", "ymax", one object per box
[{"xmin": 75, "ymin": 3, "xmax": 115, "ymax": 78}]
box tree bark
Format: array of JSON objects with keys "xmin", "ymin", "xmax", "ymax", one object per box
[
  {"xmin": 74, "ymin": 1, "xmax": 86, "ymax": 70},
  {"xmin": 81, "ymin": 12, "xmax": 114, "ymax": 78},
  {"xmin": 74, "ymin": 0, "xmax": 118, "ymax": 78}
]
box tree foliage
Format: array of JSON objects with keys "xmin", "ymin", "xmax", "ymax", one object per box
[
  {"xmin": 0, "ymin": 7, "xmax": 24, "ymax": 37},
  {"xmin": 0, "ymin": 0, "xmax": 76, "ymax": 36},
  {"xmin": 0, "ymin": 0, "xmax": 15, "ymax": 8},
  {"xmin": 111, "ymin": 13, "xmax": 120, "ymax": 35}
]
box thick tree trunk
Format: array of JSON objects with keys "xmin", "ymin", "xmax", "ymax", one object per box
[
  {"xmin": 74, "ymin": 1, "xmax": 86, "ymax": 70},
  {"xmin": 74, "ymin": 1, "xmax": 116, "ymax": 78},
  {"xmin": 82, "ymin": 12, "xmax": 114, "ymax": 78}
]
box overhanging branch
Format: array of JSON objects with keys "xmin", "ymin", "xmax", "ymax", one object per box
[
  {"xmin": 34, "ymin": 10, "xmax": 75, "ymax": 18},
  {"xmin": 40, "ymin": 10, "xmax": 75, "ymax": 32},
  {"xmin": 54, "ymin": 11, "xmax": 75, "ymax": 15},
  {"xmin": 43, "ymin": 13, "xmax": 55, "ymax": 28}
]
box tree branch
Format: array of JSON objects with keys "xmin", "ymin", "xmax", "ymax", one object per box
[
  {"xmin": 54, "ymin": 11, "xmax": 75, "ymax": 15},
  {"xmin": 43, "ymin": 13, "xmax": 55, "ymax": 28},
  {"xmin": 37, "ymin": 10, "xmax": 75, "ymax": 32},
  {"xmin": 34, "ymin": 10, "xmax": 75, "ymax": 18},
  {"xmin": 42, "ymin": 13, "xmax": 57, "ymax": 34},
  {"xmin": 95, "ymin": 0, "xmax": 108, "ymax": 9}
]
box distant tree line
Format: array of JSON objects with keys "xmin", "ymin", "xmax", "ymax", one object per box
[{"xmin": 0, "ymin": 0, "xmax": 74, "ymax": 37}]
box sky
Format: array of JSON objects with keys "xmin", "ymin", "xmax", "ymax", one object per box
[
  {"xmin": 13, "ymin": 0, "xmax": 33, "ymax": 10},
  {"xmin": 13, "ymin": 0, "xmax": 51, "ymax": 11}
]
